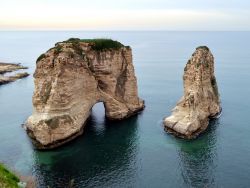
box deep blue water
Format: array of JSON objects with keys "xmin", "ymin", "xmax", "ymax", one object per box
[{"xmin": 0, "ymin": 31, "xmax": 250, "ymax": 188}]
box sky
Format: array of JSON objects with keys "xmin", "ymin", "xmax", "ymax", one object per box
[{"xmin": 0, "ymin": 0, "xmax": 250, "ymax": 30}]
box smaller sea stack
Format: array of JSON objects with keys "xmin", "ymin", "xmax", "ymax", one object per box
[{"xmin": 164, "ymin": 46, "xmax": 221, "ymax": 139}]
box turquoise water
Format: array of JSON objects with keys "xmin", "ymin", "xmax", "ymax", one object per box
[{"xmin": 0, "ymin": 31, "xmax": 250, "ymax": 188}]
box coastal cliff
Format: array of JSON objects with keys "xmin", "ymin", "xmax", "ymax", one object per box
[
  {"xmin": 26, "ymin": 38, "xmax": 144, "ymax": 149},
  {"xmin": 164, "ymin": 46, "xmax": 221, "ymax": 139}
]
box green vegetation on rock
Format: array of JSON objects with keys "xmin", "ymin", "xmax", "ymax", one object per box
[
  {"xmin": 36, "ymin": 38, "xmax": 128, "ymax": 63},
  {"xmin": 36, "ymin": 53, "xmax": 46, "ymax": 63},
  {"xmin": 70, "ymin": 40, "xmax": 84, "ymax": 56},
  {"xmin": 66, "ymin": 38, "xmax": 127, "ymax": 51},
  {"xmin": 54, "ymin": 45, "xmax": 63, "ymax": 55},
  {"xmin": 0, "ymin": 163, "xmax": 19, "ymax": 188},
  {"xmin": 196, "ymin": 46, "xmax": 210, "ymax": 51}
]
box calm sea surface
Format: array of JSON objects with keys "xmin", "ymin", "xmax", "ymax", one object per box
[{"xmin": 0, "ymin": 31, "xmax": 250, "ymax": 188}]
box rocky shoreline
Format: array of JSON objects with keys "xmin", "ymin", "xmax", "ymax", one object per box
[{"xmin": 0, "ymin": 62, "xmax": 29, "ymax": 85}]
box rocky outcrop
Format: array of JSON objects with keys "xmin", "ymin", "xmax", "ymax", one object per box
[
  {"xmin": 26, "ymin": 38, "xmax": 144, "ymax": 149},
  {"xmin": 164, "ymin": 46, "xmax": 221, "ymax": 139},
  {"xmin": 0, "ymin": 63, "xmax": 29, "ymax": 85}
]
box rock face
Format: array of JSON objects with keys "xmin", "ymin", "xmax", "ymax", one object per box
[
  {"xmin": 26, "ymin": 39, "xmax": 144, "ymax": 149},
  {"xmin": 164, "ymin": 46, "xmax": 221, "ymax": 139}
]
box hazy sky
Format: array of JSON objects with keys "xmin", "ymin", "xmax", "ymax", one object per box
[{"xmin": 1, "ymin": 0, "xmax": 250, "ymax": 30}]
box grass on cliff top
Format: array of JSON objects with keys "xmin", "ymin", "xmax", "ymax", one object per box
[
  {"xmin": 36, "ymin": 38, "xmax": 128, "ymax": 62},
  {"xmin": 0, "ymin": 163, "xmax": 20, "ymax": 188},
  {"xmin": 66, "ymin": 38, "xmax": 128, "ymax": 51}
]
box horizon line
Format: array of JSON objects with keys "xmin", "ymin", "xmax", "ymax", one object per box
[{"xmin": 0, "ymin": 29, "xmax": 250, "ymax": 32}]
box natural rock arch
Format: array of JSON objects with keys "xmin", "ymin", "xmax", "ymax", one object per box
[{"xmin": 26, "ymin": 39, "xmax": 144, "ymax": 149}]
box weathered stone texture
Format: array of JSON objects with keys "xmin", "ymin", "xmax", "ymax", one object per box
[
  {"xmin": 26, "ymin": 40, "xmax": 144, "ymax": 149},
  {"xmin": 164, "ymin": 46, "xmax": 221, "ymax": 139}
]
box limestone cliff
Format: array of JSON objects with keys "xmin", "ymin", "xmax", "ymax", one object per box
[
  {"xmin": 164, "ymin": 46, "xmax": 221, "ymax": 139},
  {"xmin": 26, "ymin": 38, "xmax": 144, "ymax": 149}
]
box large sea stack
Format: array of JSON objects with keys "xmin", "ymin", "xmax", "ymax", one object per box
[
  {"xmin": 164, "ymin": 46, "xmax": 221, "ymax": 139},
  {"xmin": 26, "ymin": 38, "xmax": 144, "ymax": 149}
]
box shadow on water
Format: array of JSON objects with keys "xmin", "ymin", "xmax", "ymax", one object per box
[
  {"xmin": 32, "ymin": 103, "xmax": 140, "ymax": 188},
  {"xmin": 175, "ymin": 119, "xmax": 220, "ymax": 188}
]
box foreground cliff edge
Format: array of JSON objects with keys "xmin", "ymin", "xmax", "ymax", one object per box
[
  {"xmin": 0, "ymin": 163, "xmax": 35, "ymax": 188},
  {"xmin": 25, "ymin": 38, "xmax": 144, "ymax": 149},
  {"xmin": 164, "ymin": 46, "xmax": 221, "ymax": 139}
]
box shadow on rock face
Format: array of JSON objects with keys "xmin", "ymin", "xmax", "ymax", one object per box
[
  {"xmin": 26, "ymin": 40, "xmax": 144, "ymax": 149},
  {"xmin": 32, "ymin": 104, "xmax": 141, "ymax": 188}
]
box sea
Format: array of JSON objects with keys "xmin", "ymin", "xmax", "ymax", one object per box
[{"xmin": 0, "ymin": 31, "xmax": 250, "ymax": 188}]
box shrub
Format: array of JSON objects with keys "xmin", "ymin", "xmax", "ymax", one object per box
[
  {"xmin": 54, "ymin": 45, "xmax": 63, "ymax": 55},
  {"xmin": 67, "ymin": 38, "xmax": 80, "ymax": 42},
  {"xmin": 71, "ymin": 41, "xmax": 83, "ymax": 56},
  {"xmin": 36, "ymin": 53, "xmax": 46, "ymax": 62},
  {"xmin": 65, "ymin": 38, "xmax": 127, "ymax": 51},
  {"xmin": 196, "ymin": 46, "xmax": 210, "ymax": 51},
  {"xmin": 82, "ymin": 39, "xmax": 125, "ymax": 51},
  {"xmin": 0, "ymin": 163, "xmax": 20, "ymax": 188}
]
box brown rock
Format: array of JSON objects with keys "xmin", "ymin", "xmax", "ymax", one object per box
[
  {"xmin": 26, "ymin": 39, "xmax": 144, "ymax": 149},
  {"xmin": 164, "ymin": 46, "xmax": 221, "ymax": 139}
]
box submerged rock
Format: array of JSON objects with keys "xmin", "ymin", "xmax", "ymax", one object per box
[
  {"xmin": 26, "ymin": 38, "xmax": 144, "ymax": 149},
  {"xmin": 164, "ymin": 46, "xmax": 221, "ymax": 139}
]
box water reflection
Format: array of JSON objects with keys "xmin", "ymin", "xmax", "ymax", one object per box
[
  {"xmin": 32, "ymin": 103, "xmax": 140, "ymax": 187},
  {"xmin": 176, "ymin": 119, "xmax": 220, "ymax": 188}
]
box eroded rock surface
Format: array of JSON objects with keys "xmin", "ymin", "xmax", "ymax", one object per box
[
  {"xmin": 26, "ymin": 39, "xmax": 144, "ymax": 149},
  {"xmin": 164, "ymin": 46, "xmax": 221, "ymax": 139}
]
